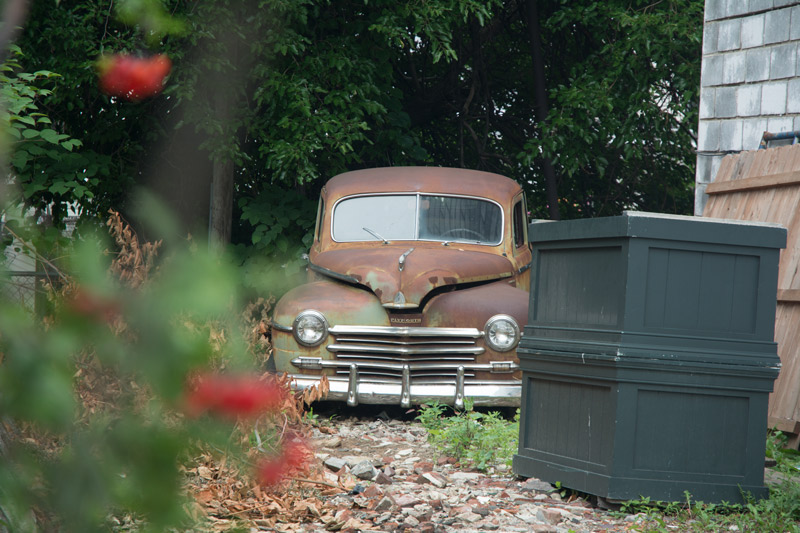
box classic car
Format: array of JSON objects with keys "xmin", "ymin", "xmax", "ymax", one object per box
[{"xmin": 271, "ymin": 167, "xmax": 532, "ymax": 408}]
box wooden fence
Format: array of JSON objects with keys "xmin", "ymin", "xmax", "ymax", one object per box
[{"xmin": 703, "ymin": 144, "xmax": 800, "ymax": 445}]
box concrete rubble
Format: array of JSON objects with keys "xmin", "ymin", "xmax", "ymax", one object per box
[{"xmin": 275, "ymin": 411, "xmax": 644, "ymax": 532}]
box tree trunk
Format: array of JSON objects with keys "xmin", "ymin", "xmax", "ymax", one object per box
[
  {"xmin": 208, "ymin": 92, "xmax": 234, "ymax": 247},
  {"xmin": 523, "ymin": 0, "xmax": 560, "ymax": 221},
  {"xmin": 209, "ymin": 157, "xmax": 233, "ymax": 247}
]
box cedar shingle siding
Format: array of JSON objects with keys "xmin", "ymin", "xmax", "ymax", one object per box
[{"xmin": 696, "ymin": 0, "xmax": 800, "ymax": 215}]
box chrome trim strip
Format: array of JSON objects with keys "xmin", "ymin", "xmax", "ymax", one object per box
[
  {"xmin": 288, "ymin": 374, "xmax": 521, "ymax": 407},
  {"xmin": 291, "ymin": 357, "xmax": 519, "ymax": 373},
  {"xmin": 382, "ymin": 302, "xmax": 424, "ymax": 309},
  {"xmin": 327, "ymin": 344, "xmax": 484, "ymax": 356},
  {"xmin": 274, "ymin": 324, "xmax": 484, "ymax": 337},
  {"xmin": 329, "ymin": 325, "xmax": 483, "ymax": 338},
  {"xmin": 334, "ymin": 355, "xmax": 475, "ymax": 363},
  {"xmin": 335, "ymin": 337, "xmax": 475, "ymax": 346},
  {"xmin": 308, "ymin": 262, "xmax": 360, "ymax": 284}
]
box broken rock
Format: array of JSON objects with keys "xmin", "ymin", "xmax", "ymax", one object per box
[
  {"xmin": 323, "ymin": 456, "xmax": 347, "ymax": 472},
  {"xmin": 420, "ymin": 471, "xmax": 448, "ymax": 488},
  {"xmin": 351, "ymin": 460, "xmax": 378, "ymax": 480}
]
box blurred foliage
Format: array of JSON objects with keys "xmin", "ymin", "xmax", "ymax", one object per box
[
  {"xmin": 0, "ymin": 207, "xmax": 294, "ymax": 531},
  {"xmin": 233, "ymin": 185, "xmax": 316, "ymax": 297},
  {"xmin": 10, "ymin": 0, "xmax": 179, "ymax": 226},
  {"xmin": 115, "ymin": 0, "xmax": 188, "ymax": 45}
]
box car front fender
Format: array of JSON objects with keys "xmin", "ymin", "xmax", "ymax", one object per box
[
  {"xmin": 424, "ymin": 280, "xmax": 529, "ymax": 368},
  {"xmin": 272, "ymin": 280, "xmax": 389, "ymax": 373},
  {"xmin": 424, "ymin": 280, "xmax": 528, "ymax": 329}
]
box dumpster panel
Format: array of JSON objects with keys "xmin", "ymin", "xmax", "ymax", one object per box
[
  {"xmin": 632, "ymin": 390, "xmax": 748, "ymax": 475},
  {"xmin": 644, "ymin": 247, "xmax": 759, "ymax": 335},
  {"xmin": 534, "ymin": 246, "xmax": 624, "ymax": 328},
  {"xmin": 521, "ymin": 377, "xmax": 613, "ymax": 467}
]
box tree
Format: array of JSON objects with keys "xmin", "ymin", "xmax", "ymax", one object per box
[
  {"xmin": 9, "ymin": 1, "xmax": 193, "ymax": 231},
  {"xmin": 384, "ymin": 0, "xmax": 702, "ymax": 218},
  {"xmin": 527, "ymin": 0, "xmax": 702, "ymax": 218},
  {"xmin": 13, "ymin": 0, "xmax": 702, "ymax": 245},
  {"xmin": 2, "ymin": 45, "xmax": 94, "ymax": 226}
]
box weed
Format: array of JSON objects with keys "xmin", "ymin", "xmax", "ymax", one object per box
[
  {"xmin": 618, "ymin": 436, "xmax": 800, "ymax": 532},
  {"xmin": 416, "ymin": 400, "xmax": 519, "ymax": 471},
  {"xmin": 303, "ymin": 407, "xmax": 319, "ymax": 425}
]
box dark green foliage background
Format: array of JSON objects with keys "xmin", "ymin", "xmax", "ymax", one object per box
[{"xmin": 10, "ymin": 0, "xmax": 702, "ymax": 266}]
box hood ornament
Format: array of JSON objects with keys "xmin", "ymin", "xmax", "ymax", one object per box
[
  {"xmin": 398, "ymin": 247, "xmax": 415, "ymax": 272},
  {"xmin": 393, "ymin": 291, "xmax": 407, "ymax": 305}
]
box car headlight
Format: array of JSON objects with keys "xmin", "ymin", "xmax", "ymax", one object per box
[
  {"xmin": 293, "ymin": 310, "xmax": 329, "ymax": 347},
  {"xmin": 484, "ymin": 314, "xmax": 520, "ymax": 352}
]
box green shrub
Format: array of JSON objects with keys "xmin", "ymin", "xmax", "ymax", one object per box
[{"xmin": 416, "ymin": 400, "xmax": 519, "ymax": 471}]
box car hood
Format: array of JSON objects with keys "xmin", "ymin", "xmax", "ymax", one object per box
[{"xmin": 309, "ymin": 246, "xmax": 515, "ymax": 308}]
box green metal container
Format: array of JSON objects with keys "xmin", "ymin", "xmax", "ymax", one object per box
[{"xmin": 512, "ymin": 212, "xmax": 786, "ymax": 503}]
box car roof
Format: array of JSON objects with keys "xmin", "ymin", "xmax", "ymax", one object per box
[{"xmin": 323, "ymin": 167, "xmax": 523, "ymax": 201}]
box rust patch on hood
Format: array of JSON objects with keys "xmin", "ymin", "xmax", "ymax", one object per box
[{"xmin": 311, "ymin": 245, "xmax": 514, "ymax": 307}]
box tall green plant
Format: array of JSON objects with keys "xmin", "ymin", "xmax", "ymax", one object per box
[
  {"xmin": 233, "ymin": 184, "xmax": 317, "ymax": 296},
  {"xmin": 417, "ymin": 401, "xmax": 519, "ymax": 471}
]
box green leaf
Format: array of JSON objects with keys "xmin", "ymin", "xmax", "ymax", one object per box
[
  {"xmin": 11, "ymin": 150, "xmax": 30, "ymax": 169},
  {"xmin": 39, "ymin": 129, "xmax": 67, "ymax": 145}
]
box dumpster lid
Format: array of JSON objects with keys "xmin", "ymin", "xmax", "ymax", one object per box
[{"xmin": 530, "ymin": 211, "xmax": 787, "ymax": 249}]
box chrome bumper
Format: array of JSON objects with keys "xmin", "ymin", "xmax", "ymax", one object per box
[{"xmin": 288, "ymin": 367, "xmax": 520, "ymax": 409}]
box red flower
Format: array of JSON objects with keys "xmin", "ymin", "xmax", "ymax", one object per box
[
  {"xmin": 255, "ymin": 438, "xmax": 311, "ymax": 487},
  {"xmin": 97, "ymin": 53, "xmax": 172, "ymax": 102},
  {"xmin": 67, "ymin": 288, "xmax": 121, "ymax": 324},
  {"xmin": 256, "ymin": 456, "xmax": 287, "ymax": 487},
  {"xmin": 281, "ymin": 435, "xmax": 311, "ymax": 471},
  {"xmin": 185, "ymin": 373, "xmax": 286, "ymax": 419}
]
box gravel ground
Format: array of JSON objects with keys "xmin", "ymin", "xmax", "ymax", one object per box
[{"xmin": 291, "ymin": 404, "xmax": 643, "ymax": 533}]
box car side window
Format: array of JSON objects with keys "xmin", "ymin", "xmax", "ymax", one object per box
[
  {"xmin": 315, "ymin": 198, "xmax": 324, "ymax": 242},
  {"xmin": 512, "ymin": 199, "xmax": 526, "ymax": 248}
]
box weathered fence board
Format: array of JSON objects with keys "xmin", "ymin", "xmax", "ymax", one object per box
[{"xmin": 704, "ymin": 144, "xmax": 800, "ymax": 445}]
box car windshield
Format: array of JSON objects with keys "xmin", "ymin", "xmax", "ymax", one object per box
[{"xmin": 332, "ymin": 194, "xmax": 503, "ymax": 244}]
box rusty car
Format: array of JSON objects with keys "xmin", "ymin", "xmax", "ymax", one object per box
[{"xmin": 271, "ymin": 167, "xmax": 532, "ymax": 408}]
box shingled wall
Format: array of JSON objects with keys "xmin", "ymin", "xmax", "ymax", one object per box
[{"xmin": 696, "ymin": 0, "xmax": 800, "ymax": 215}]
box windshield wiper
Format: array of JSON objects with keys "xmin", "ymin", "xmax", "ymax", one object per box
[{"xmin": 362, "ymin": 227, "xmax": 390, "ymax": 244}]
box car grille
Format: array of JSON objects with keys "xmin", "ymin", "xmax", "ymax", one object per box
[{"xmin": 326, "ymin": 325, "xmax": 484, "ymax": 381}]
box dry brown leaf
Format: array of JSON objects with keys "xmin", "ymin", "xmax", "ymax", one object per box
[{"xmin": 195, "ymin": 490, "xmax": 214, "ymax": 504}]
